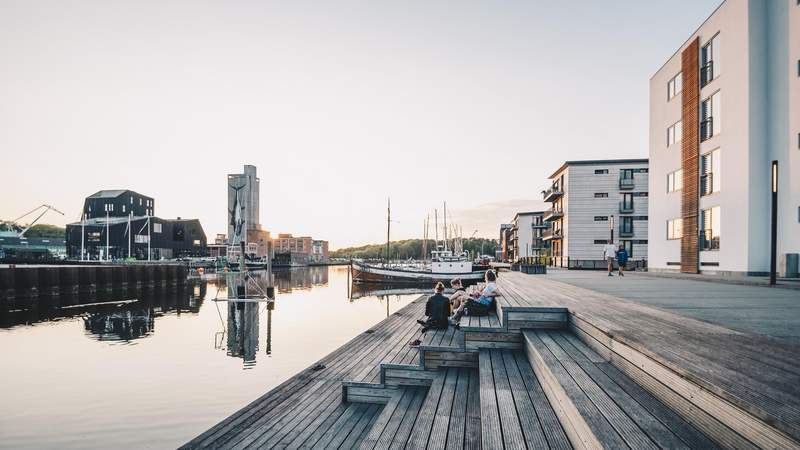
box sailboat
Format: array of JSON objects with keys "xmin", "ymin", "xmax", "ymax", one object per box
[{"xmin": 350, "ymin": 201, "xmax": 486, "ymax": 285}]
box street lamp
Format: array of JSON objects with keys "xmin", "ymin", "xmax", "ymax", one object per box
[
  {"xmin": 770, "ymin": 160, "xmax": 778, "ymax": 285},
  {"xmin": 609, "ymin": 214, "xmax": 615, "ymax": 243}
]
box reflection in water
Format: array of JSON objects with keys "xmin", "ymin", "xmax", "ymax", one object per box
[
  {"xmin": 83, "ymin": 308, "xmax": 154, "ymax": 342},
  {"xmin": 0, "ymin": 266, "xmax": 421, "ymax": 450}
]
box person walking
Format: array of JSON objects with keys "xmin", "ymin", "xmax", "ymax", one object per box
[
  {"xmin": 603, "ymin": 240, "xmax": 617, "ymax": 276},
  {"xmin": 616, "ymin": 244, "xmax": 629, "ymax": 277}
]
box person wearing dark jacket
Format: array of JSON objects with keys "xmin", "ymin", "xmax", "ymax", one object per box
[{"xmin": 409, "ymin": 282, "xmax": 450, "ymax": 347}]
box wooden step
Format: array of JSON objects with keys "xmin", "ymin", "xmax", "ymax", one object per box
[
  {"xmin": 477, "ymin": 348, "xmax": 572, "ymax": 450},
  {"xmin": 523, "ymin": 329, "xmax": 720, "ymax": 450},
  {"xmin": 359, "ymin": 367, "xmax": 481, "ymax": 449}
]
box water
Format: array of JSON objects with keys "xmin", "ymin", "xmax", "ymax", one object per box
[{"xmin": 0, "ymin": 266, "xmax": 421, "ymax": 449}]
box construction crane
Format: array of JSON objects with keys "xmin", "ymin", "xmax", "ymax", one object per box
[{"xmin": 13, "ymin": 204, "xmax": 65, "ymax": 237}]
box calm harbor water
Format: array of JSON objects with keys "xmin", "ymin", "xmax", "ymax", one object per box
[{"xmin": 0, "ymin": 266, "xmax": 421, "ymax": 450}]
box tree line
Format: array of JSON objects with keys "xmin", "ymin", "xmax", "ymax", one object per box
[{"xmin": 330, "ymin": 238, "xmax": 498, "ymax": 260}]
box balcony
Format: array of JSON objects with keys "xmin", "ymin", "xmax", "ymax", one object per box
[
  {"xmin": 700, "ymin": 60, "xmax": 714, "ymax": 87},
  {"xmin": 619, "ymin": 177, "xmax": 635, "ymax": 190},
  {"xmin": 619, "ymin": 228, "xmax": 634, "ymax": 238},
  {"xmin": 531, "ymin": 222, "xmax": 549, "ymax": 229},
  {"xmin": 700, "ymin": 117, "xmax": 714, "ymax": 142},
  {"xmin": 542, "ymin": 208, "xmax": 563, "ymax": 222},
  {"xmin": 700, "ymin": 173, "xmax": 713, "ymax": 196},
  {"xmin": 619, "ymin": 202, "xmax": 634, "ymax": 214},
  {"xmin": 542, "ymin": 186, "xmax": 563, "ymax": 202},
  {"xmin": 542, "ymin": 229, "xmax": 562, "ymax": 241}
]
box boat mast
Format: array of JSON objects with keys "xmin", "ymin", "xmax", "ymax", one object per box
[
  {"xmin": 434, "ymin": 209, "xmax": 439, "ymax": 253},
  {"xmin": 443, "ymin": 202, "xmax": 448, "ymax": 252},
  {"xmin": 385, "ymin": 197, "xmax": 391, "ymax": 265}
]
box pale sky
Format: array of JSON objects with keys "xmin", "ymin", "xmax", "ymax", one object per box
[{"xmin": 1, "ymin": 0, "xmax": 720, "ymax": 249}]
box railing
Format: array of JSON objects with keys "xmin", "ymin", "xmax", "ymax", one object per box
[
  {"xmin": 700, "ymin": 60, "xmax": 714, "ymax": 87},
  {"xmin": 700, "ymin": 172, "xmax": 714, "ymax": 196},
  {"xmin": 543, "ymin": 208, "xmax": 563, "ymax": 221},
  {"xmin": 700, "ymin": 117, "xmax": 714, "ymax": 141},
  {"xmin": 619, "ymin": 228, "xmax": 634, "ymax": 237},
  {"xmin": 618, "ymin": 202, "xmax": 634, "ymax": 213},
  {"xmin": 619, "ymin": 177, "xmax": 635, "ymax": 190},
  {"xmin": 542, "ymin": 186, "xmax": 563, "ymax": 202},
  {"xmin": 542, "ymin": 229, "xmax": 562, "ymax": 240}
]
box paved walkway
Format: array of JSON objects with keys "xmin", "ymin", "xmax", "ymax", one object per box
[{"xmin": 543, "ymin": 269, "xmax": 800, "ymax": 343}]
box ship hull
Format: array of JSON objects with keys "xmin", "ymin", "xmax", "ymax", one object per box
[{"xmin": 350, "ymin": 261, "xmax": 486, "ymax": 285}]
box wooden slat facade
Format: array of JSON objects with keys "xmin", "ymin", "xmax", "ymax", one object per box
[{"xmin": 681, "ymin": 37, "xmax": 701, "ymax": 273}]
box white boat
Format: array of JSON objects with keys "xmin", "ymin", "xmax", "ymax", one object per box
[{"xmin": 351, "ymin": 249, "xmax": 486, "ymax": 285}]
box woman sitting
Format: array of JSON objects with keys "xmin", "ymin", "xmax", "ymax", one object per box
[{"xmin": 450, "ymin": 270, "xmax": 499, "ymax": 325}]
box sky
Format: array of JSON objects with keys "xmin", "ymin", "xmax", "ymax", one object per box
[{"xmin": 0, "ymin": 0, "xmax": 721, "ymax": 249}]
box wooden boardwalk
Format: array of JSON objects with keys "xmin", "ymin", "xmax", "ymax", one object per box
[{"xmin": 183, "ymin": 272, "xmax": 800, "ymax": 450}]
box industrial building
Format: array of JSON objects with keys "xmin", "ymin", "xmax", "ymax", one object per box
[{"xmin": 65, "ymin": 190, "xmax": 207, "ymax": 260}]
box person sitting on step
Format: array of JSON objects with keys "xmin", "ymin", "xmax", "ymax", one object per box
[
  {"xmin": 449, "ymin": 278, "xmax": 469, "ymax": 312},
  {"xmin": 449, "ymin": 270, "xmax": 499, "ymax": 326},
  {"xmin": 408, "ymin": 282, "xmax": 451, "ymax": 347}
]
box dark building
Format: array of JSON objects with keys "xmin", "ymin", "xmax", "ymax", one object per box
[
  {"xmin": 65, "ymin": 190, "xmax": 207, "ymax": 260},
  {"xmin": 82, "ymin": 190, "xmax": 154, "ymax": 220}
]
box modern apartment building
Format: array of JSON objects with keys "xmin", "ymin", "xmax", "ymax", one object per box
[
  {"xmin": 506, "ymin": 212, "xmax": 548, "ymax": 262},
  {"xmin": 649, "ymin": 0, "xmax": 799, "ymax": 276},
  {"xmin": 498, "ymin": 223, "xmax": 513, "ymax": 262},
  {"xmin": 542, "ymin": 159, "xmax": 649, "ymax": 269},
  {"xmin": 272, "ymin": 233, "xmax": 329, "ymax": 265}
]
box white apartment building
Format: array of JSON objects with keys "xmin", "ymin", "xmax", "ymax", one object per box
[
  {"xmin": 507, "ymin": 212, "xmax": 548, "ymax": 262},
  {"xmin": 649, "ymin": 0, "xmax": 799, "ymax": 276},
  {"xmin": 543, "ymin": 159, "xmax": 649, "ymax": 269}
]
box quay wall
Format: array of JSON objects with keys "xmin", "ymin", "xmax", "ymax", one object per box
[{"xmin": 0, "ymin": 264, "xmax": 187, "ymax": 300}]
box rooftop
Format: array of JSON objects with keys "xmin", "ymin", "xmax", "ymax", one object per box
[{"xmin": 548, "ymin": 158, "xmax": 649, "ymax": 179}]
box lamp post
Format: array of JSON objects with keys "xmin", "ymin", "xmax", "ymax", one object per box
[
  {"xmin": 770, "ymin": 160, "xmax": 778, "ymax": 285},
  {"xmin": 609, "ymin": 214, "xmax": 615, "ymax": 243}
]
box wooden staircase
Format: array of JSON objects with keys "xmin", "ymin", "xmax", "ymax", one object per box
[{"xmin": 341, "ymin": 287, "xmax": 800, "ymax": 449}]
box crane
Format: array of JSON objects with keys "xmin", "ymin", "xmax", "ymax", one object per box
[{"xmin": 13, "ymin": 204, "xmax": 65, "ymax": 237}]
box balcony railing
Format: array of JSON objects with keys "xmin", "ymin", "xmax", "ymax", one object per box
[
  {"xmin": 700, "ymin": 117, "xmax": 714, "ymax": 141},
  {"xmin": 700, "ymin": 60, "xmax": 714, "ymax": 87},
  {"xmin": 542, "ymin": 229, "xmax": 562, "ymax": 241},
  {"xmin": 618, "ymin": 202, "xmax": 634, "ymax": 214},
  {"xmin": 700, "ymin": 173, "xmax": 714, "ymax": 196},
  {"xmin": 543, "ymin": 208, "xmax": 563, "ymax": 222},
  {"xmin": 531, "ymin": 222, "xmax": 549, "ymax": 229},
  {"xmin": 619, "ymin": 177, "xmax": 635, "ymax": 190},
  {"xmin": 542, "ymin": 186, "xmax": 563, "ymax": 202},
  {"xmin": 619, "ymin": 228, "xmax": 634, "ymax": 238}
]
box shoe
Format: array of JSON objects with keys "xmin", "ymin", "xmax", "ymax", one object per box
[
  {"xmin": 608, "ymin": 273, "xmax": 613, "ymax": 277},
  {"xmin": 416, "ymin": 319, "xmax": 426, "ymax": 326},
  {"xmin": 448, "ymin": 318, "xmax": 459, "ymax": 326},
  {"xmin": 408, "ymin": 339, "xmax": 421, "ymax": 347}
]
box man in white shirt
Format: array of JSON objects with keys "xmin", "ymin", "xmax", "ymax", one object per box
[{"xmin": 603, "ymin": 240, "xmax": 617, "ymax": 277}]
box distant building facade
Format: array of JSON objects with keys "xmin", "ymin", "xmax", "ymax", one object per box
[
  {"xmin": 498, "ymin": 224, "xmax": 513, "ymax": 262},
  {"xmin": 543, "ymin": 159, "xmax": 649, "ymax": 269},
  {"xmin": 649, "ymin": 0, "xmax": 800, "ymax": 276},
  {"xmin": 272, "ymin": 233, "xmax": 329, "ymax": 265},
  {"xmin": 507, "ymin": 212, "xmax": 548, "ymax": 262},
  {"xmin": 65, "ymin": 189, "xmax": 207, "ymax": 260}
]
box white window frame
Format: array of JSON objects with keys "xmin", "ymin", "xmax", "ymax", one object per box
[
  {"xmin": 667, "ymin": 218, "xmax": 683, "ymax": 240},
  {"xmin": 667, "ymin": 72, "xmax": 682, "ymax": 100},
  {"xmin": 667, "ymin": 120, "xmax": 682, "ymax": 147},
  {"xmin": 667, "ymin": 169, "xmax": 683, "ymax": 193}
]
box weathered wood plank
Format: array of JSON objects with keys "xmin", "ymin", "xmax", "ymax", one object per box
[{"xmin": 478, "ymin": 349, "xmax": 504, "ymax": 449}]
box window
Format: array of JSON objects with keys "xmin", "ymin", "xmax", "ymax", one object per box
[
  {"xmin": 701, "ymin": 149, "xmax": 720, "ymax": 195},
  {"xmin": 668, "ymin": 72, "xmax": 683, "ymax": 100},
  {"xmin": 700, "ymin": 206, "xmax": 720, "ymax": 250},
  {"xmin": 153, "ymin": 223, "xmax": 162, "ymax": 233},
  {"xmin": 593, "ymin": 240, "xmax": 609, "ymax": 245},
  {"xmin": 594, "ymin": 193, "xmax": 608, "ymax": 198},
  {"xmin": 594, "ymin": 169, "xmax": 609, "ymax": 174},
  {"xmin": 139, "ymin": 198, "xmax": 142, "ymax": 206},
  {"xmin": 701, "ymin": 33, "xmax": 720, "ymax": 86},
  {"xmin": 135, "ymin": 235, "xmax": 149, "ymax": 244},
  {"xmin": 621, "ymin": 240, "xmax": 633, "ymax": 257},
  {"xmin": 621, "ymin": 193, "xmax": 634, "ymax": 210},
  {"xmin": 122, "ymin": 205, "xmax": 126, "ymax": 213},
  {"xmin": 667, "ymin": 169, "xmax": 683, "ymax": 192},
  {"xmin": 667, "ymin": 218, "xmax": 683, "ymax": 240},
  {"xmin": 667, "ymin": 121, "xmax": 683, "ymax": 146},
  {"xmin": 620, "ymin": 217, "xmax": 634, "ymax": 235},
  {"xmin": 701, "ymin": 91, "xmax": 721, "ymax": 140},
  {"xmin": 594, "ymin": 216, "xmax": 608, "ymax": 221},
  {"xmin": 130, "ymin": 196, "xmax": 133, "ymax": 204},
  {"xmin": 620, "ymin": 169, "xmax": 634, "ymax": 180}
]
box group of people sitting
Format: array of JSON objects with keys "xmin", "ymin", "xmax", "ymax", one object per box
[{"xmin": 408, "ymin": 270, "xmax": 498, "ymax": 347}]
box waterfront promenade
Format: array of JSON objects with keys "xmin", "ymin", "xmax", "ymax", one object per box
[{"xmin": 183, "ymin": 271, "xmax": 800, "ymax": 449}]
